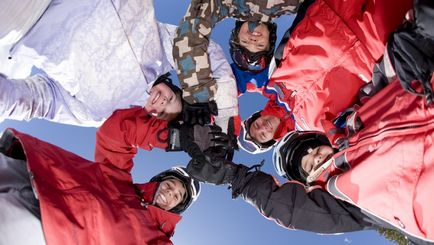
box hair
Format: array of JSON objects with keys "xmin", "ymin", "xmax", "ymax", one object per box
[{"xmin": 153, "ymin": 72, "xmax": 182, "ymax": 96}]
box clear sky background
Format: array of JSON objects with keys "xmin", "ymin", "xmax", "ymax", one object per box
[{"xmin": 0, "ymin": 0, "xmax": 394, "ymax": 244}]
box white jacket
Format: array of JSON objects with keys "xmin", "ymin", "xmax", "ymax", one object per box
[{"xmin": 0, "ymin": 0, "xmax": 238, "ymax": 129}]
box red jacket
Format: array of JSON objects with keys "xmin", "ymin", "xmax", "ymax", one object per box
[
  {"xmin": 313, "ymin": 78, "xmax": 434, "ymax": 243},
  {"xmin": 8, "ymin": 108, "xmax": 178, "ymax": 245},
  {"xmin": 95, "ymin": 107, "xmax": 168, "ymax": 171},
  {"xmin": 265, "ymin": 0, "xmax": 412, "ymax": 131}
]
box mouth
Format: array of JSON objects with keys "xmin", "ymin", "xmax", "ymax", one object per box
[
  {"xmin": 251, "ymin": 31, "xmax": 262, "ymax": 36},
  {"xmin": 157, "ymin": 193, "xmax": 167, "ymax": 205},
  {"xmin": 150, "ymin": 111, "xmax": 159, "ymax": 117}
]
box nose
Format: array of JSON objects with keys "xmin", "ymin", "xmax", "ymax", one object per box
[
  {"xmin": 165, "ymin": 189, "xmax": 173, "ymax": 199},
  {"xmin": 158, "ymin": 96, "xmax": 168, "ymax": 106},
  {"xmin": 248, "ymin": 35, "xmax": 257, "ymax": 42},
  {"xmin": 153, "ymin": 97, "xmax": 168, "ymax": 111}
]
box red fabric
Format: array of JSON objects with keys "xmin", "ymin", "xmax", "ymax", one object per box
[
  {"xmin": 95, "ymin": 106, "xmax": 168, "ymax": 172},
  {"xmin": 6, "ymin": 107, "xmax": 181, "ymax": 245},
  {"xmin": 318, "ymin": 79, "xmax": 434, "ymax": 242},
  {"xmin": 266, "ymin": 0, "xmax": 411, "ymax": 132}
]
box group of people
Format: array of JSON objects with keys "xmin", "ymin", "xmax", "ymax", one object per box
[{"xmin": 1, "ymin": 0, "xmax": 434, "ymax": 244}]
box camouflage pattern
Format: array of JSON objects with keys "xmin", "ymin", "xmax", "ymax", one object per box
[{"xmin": 173, "ymin": 0, "xmax": 303, "ymax": 104}]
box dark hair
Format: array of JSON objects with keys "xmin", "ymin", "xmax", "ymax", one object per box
[{"xmin": 153, "ymin": 72, "xmax": 182, "ymax": 97}]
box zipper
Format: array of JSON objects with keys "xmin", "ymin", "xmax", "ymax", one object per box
[{"xmin": 347, "ymin": 120, "xmax": 434, "ymax": 148}]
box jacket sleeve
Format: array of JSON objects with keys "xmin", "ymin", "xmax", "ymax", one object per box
[
  {"xmin": 95, "ymin": 107, "xmax": 169, "ymax": 172},
  {"xmin": 207, "ymin": 40, "xmax": 239, "ymax": 133},
  {"xmin": 172, "ymin": 0, "xmax": 220, "ymax": 104},
  {"xmin": 0, "ymin": 74, "xmax": 105, "ymax": 127},
  {"xmin": 159, "ymin": 22, "xmax": 239, "ymax": 133},
  {"xmin": 232, "ymin": 170, "xmax": 372, "ymax": 233}
]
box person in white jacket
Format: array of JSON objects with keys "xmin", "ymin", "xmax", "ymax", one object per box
[{"xmin": 0, "ymin": 0, "xmax": 238, "ymax": 132}]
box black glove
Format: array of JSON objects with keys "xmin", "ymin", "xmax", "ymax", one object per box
[
  {"xmin": 177, "ymin": 123, "xmax": 235, "ymax": 153},
  {"xmin": 182, "ymin": 100, "xmax": 218, "ymax": 126},
  {"xmin": 186, "ymin": 146, "xmax": 241, "ymax": 185}
]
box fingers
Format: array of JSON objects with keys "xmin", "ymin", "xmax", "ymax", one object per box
[
  {"xmin": 209, "ymin": 125, "xmax": 222, "ymax": 133},
  {"xmin": 209, "ymin": 131, "xmax": 226, "ymax": 138}
]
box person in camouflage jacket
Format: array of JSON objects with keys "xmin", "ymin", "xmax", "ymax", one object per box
[{"xmin": 173, "ymin": 0, "xmax": 302, "ymax": 124}]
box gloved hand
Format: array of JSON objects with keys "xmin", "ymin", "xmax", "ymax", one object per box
[
  {"xmin": 178, "ymin": 123, "xmax": 236, "ymax": 153},
  {"xmin": 186, "ymin": 146, "xmax": 241, "ymax": 185},
  {"xmin": 182, "ymin": 100, "xmax": 218, "ymax": 126}
]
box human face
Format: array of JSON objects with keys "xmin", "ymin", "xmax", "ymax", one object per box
[
  {"xmin": 238, "ymin": 22, "xmax": 270, "ymax": 53},
  {"xmin": 249, "ymin": 115, "xmax": 280, "ymax": 143},
  {"xmin": 145, "ymin": 83, "xmax": 182, "ymax": 121},
  {"xmin": 154, "ymin": 178, "xmax": 187, "ymax": 211},
  {"xmin": 301, "ymin": 145, "xmax": 334, "ymax": 176}
]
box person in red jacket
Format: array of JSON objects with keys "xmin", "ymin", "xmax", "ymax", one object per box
[
  {"xmin": 0, "ymin": 126, "xmax": 200, "ymax": 245},
  {"xmin": 0, "ymin": 72, "xmax": 204, "ymax": 244},
  {"xmin": 185, "ymin": 76, "xmax": 434, "ymax": 244},
  {"xmin": 237, "ymin": 0, "xmax": 413, "ymax": 154}
]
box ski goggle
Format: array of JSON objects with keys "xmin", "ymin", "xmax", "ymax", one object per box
[{"xmin": 231, "ymin": 46, "xmax": 269, "ymax": 73}]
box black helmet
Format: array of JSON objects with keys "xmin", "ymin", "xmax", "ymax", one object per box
[
  {"xmin": 150, "ymin": 166, "xmax": 201, "ymax": 214},
  {"xmin": 229, "ymin": 21, "xmax": 277, "ymax": 73},
  {"xmin": 152, "ymin": 72, "xmax": 182, "ymax": 96},
  {"xmin": 272, "ymin": 131, "xmax": 331, "ymax": 183},
  {"xmin": 238, "ymin": 111, "xmax": 277, "ymax": 154}
]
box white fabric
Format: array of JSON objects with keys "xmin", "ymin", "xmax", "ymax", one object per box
[
  {"xmin": 0, "ymin": 0, "xmax": 51, "ymax": 50},
  {"xmin": 0, "ymin": 0, "xmax": 238, "ymax": 128},
  {"xmin": 0, "ymin": 153, "xmax": 45, "ymax": 245},
  {"xmin": 0, "ymin": 74, "xmax": 100, "ymax": 126},
  {"xmin": 0, "ymin": 194, "xmax": 46, "ymax": 245}
]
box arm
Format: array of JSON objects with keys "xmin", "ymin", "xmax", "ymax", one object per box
[
  {"xmin": 172, "ymin": 0, "xmax": 219, "ymax": 104},
  {"xmin": 207, "ymin": 39, "xmax": 239, "ymax": 132},
  {"xmin": 187, "ymin": 152, "xmax": 372, "ymax": 233},
  {"xmin": 232, "ymin": 169, "xmax": 371, "ymax": 233},
  {"xmin": 0, "ymin": 74, "xmax": 103, "ymax": 127},
  {"xmin": 159, "ymin": 22, "xmax": 239, "ymax": 132},
  {"xmin": 95, "ymin": 107, "xmax": 168, "ymax": 171}
]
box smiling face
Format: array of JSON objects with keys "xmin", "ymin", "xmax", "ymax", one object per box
[
  {"xmin": 237, "ymin": 22, "xmax": 270, "ymax": 53},
  {"xmin": 144, "ymin": 83, "xmax": 182, "ymax": 121},
  {"xmin": 154, "ymin": 178, "xmax": 187, "ymax": 211},
  {"xmin": 249, "ymin": 115, "xmax": 280, "ymax": 143},
  {"xmin": 300, "ymin": 145, "xmax": 334, "ymax": 176}
]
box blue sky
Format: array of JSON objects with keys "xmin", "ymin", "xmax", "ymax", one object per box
[{"xmin": 0, "ymin": 0, "xmax": 394, "ymax": 244}]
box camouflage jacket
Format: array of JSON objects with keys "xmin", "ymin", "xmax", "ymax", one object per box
[{"xmin": 173, "ymin": 0, "xmax": 302, "ymax": 104}]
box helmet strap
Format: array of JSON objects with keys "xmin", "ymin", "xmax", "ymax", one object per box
[{"xmin": 306, "ymin": 158, "xmax": 333, "ymax": 184}]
